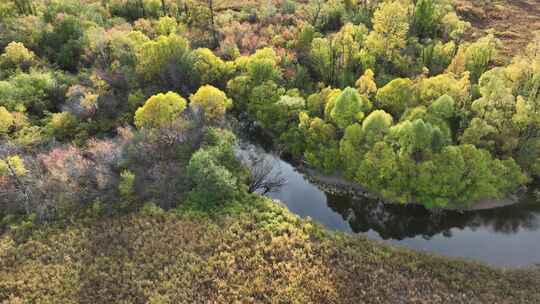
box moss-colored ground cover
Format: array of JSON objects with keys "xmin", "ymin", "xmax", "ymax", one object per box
[{"xmin": 1, "ymin": 197, "xmax": 539, "ymax": 303}]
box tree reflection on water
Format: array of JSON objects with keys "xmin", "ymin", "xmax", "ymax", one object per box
[{"xmin": 325, "ymin": 191, "xmax": 540, "ymax": 240}]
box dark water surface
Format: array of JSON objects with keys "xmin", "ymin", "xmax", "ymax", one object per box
[{"xmin": 264, "ymin": 153, "xmax": 540, "ymax": 268}]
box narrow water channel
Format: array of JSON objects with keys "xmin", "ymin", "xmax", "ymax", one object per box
[{"xmin": 261, "ymin": 151, "xmax": 540, "ymax": 268}]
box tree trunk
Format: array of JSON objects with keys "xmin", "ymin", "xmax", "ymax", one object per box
[
  {"xmin": 161, "ymin": 0, "xmax": 167, "ymax": 16},
  {"xmin": 208, "ymin": 0, "xmax": 219, "ymax": 49}
]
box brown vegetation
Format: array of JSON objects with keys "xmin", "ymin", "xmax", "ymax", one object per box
[
  {"xmin": 455, "ymin": 0, "xmax": 540, "ymax": 58},
  {"xmin": 1, "ymin": 198, "xmax": 539, "ymax": 303}
]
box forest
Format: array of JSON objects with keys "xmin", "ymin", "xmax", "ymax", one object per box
[
  {"xmin": 1, "ymin": 0, "xmax": 540, "ymax": 302},
  {"xmin": 1, "ymin": 0, "xmax": 539, "ymax": 215}
]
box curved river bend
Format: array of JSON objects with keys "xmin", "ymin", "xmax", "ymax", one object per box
[{"xmin": 259, "ymin": 151, "xmax": 540, "ymax": 268}]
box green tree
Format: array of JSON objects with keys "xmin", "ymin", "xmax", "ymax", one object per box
[
  {"xmin": 429, "ymin": 94, "xmax": 455, "ymax": 119},
  {"xmin": 306, "ymin": 87, "xmax": 341, "ymax": 117},
  {"xmin": 0, "ymin": 155, "xmax": 27, "ymax": 177},
  {"xmin": 389, "ymin": 119, "xmax": 449, "ymax": 159},
  {"xmin": 375, "ymin": 78, "xmax": 416, "ymax": 118},
  {"xmin": 401, "ymin": 105, "xmax": 453, "ymax": 140},
  {"xmin": 421, "ymin": 40, "xmax": 456, "ymax": 75},
  {"xmin": 464, "ymin": 34, "xmax": 499, "ymax": 83},
  {"xmin": 135, "ymin": 34, "xmax": 196, "ymax": 93},
  {"xmin": 45, "ymin": 111, "xmax": 78, "ymax": 140},
  {"xmin": 193, "ymin": 48, "xmax": 234, "ymax": 87},
  {"xmin": 246, "ymin": 81, "xmax": 286, "ymax": 134},
  {"xmin": 10, "ymin": 0, "xmax": 36, "ymax": 15},
  {"xmin": 189, "ymin": 85, "xmax": 232, "ymax": 124},
  {"xmin": 155, "ymin": 16, "xmax": 180, "ymax": 36},
  {"xmin": 412, "ymin": 0, "xmax": 442, "ymax": 39},
  {"xmin": 460, "ymin": 117, "xmax": 497, "ymax": 150},
  {"xmin": 187, "ymin": 147, "xmax": 238, "ymax": 207},
  {"xmin": 309, "ymin": 23, "xmax": 367, "ymax": 86},
  {"xmin": 447, "ymin": 34, "xmax": 499, "ymax": 83},
  {"xmin": 330, "ymin": 23, "xmax": 368, "ymax": 86},
  {"xmin": 0, "ymin": 41, "xmax": 35, "ymax": 75},
  {"xmin": 441, "ymin": 11, "xmax": 470, "ymax": 41},
  {"xmin": 339, "ymin": 123, "xmax": 364, "ymax": 178},
  {"xmin": 339, "ymin": 110, "xmax": 393, "ymax": 178},
  {"xmin": 330, "ymin": 87, "xmax": 372, "ymax": 129},
  {"xmin": 355, "ymin": 141, "xmax": 412, "ymax": 204},
  {"xmin": 89, "ymin": 29, "xmax": 148, "ymax": 78},
  {"xmin": 414, "ymin": 145, "xmax": 467, "ymax": 208},
  {"xmin": 505, "ymin": 35, "xmax": 540, "ymax": 175},
  {"xmin": 456, "ymin": 144, "xmax": 521, "ymax": 205},
  {"xmin": 299, "ymin": 112, "xmax": 340, "ymax": 173},
  {"xmin": 119, "ymin": 170, "xmax": 136, "ymax": 199},
  {"xmin": 0, "ymin": 70, "xmax": 55, "ymax": 116},
  {"xmin": 276, "ymin": 95, "xmax": 306, "ymax": 120},
  {"xmin": 419, "ymin": 73, "xmax": 470, "ymax": 109},
  {"xmin": 309, "ymin": 37, "xmax": 334, "ymax": 84},
  {"xmin": 296, "ymin": 24, "xmax": 320, "ymax": 54},
  {"xmin": 246, "ymin": 48, "xmax": 282, "ymax": 86},
  {"xmin": 40, "ymin": 15, "xmax": 85, "ymax": 71},
  {"xmin": 464, "ymin": 68, "xmax": 518, "ymax": 154},
  {"xmin": 134, "ymin": 91, "xmax": 187, "ymax": 129},
  {"xmin": 361, "ymin": 110, "xmax": 394, "ymax": 146},
  {"xmin": 412, "ymin": 144, "xmax": 525, "ymax": 209},
  {"xmin": 364, "ymin": 0, "xmax": 409, "ymax": 63},
  {"xmin": 189, "ymin": 0, "xmax": 230, "ymax": 48}
]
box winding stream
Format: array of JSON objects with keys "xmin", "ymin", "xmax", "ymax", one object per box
[{"xmin": 260, "ymin": 151, "xmax": 540, "ymax": 268}]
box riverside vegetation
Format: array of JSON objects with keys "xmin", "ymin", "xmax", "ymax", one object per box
[{"xmin": 0, "ymin": 0, "xmax": 540, "ymax": 302}]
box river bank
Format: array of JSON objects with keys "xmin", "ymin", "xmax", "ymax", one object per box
[
  {"xmin": 297, "ymin": 164, "xmax": 521, "ymax": 211},
  {"xmin": 235, "ymin": 119, "xmax": 527, "ymax": 212}
]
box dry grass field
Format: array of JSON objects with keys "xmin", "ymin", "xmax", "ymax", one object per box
[{"xmin": 455, "ymin": 0, "xmax": 540, "ymax": 58}]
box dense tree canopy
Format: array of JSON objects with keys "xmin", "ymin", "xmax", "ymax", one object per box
[
  {"xmin": 0, "ymin": 0, "xmax": 537, "ymax": 215},
  {"xmin": 330, "ymin": 87, "xmax": 372, "ymax": 129},
  {"xmin": 136, "ymin": 34, "xmax": 196, "ymax": 93},
  {"xmin": 375, "ymin": 78, "xmax": 416, "ymax": 118},
  {"xmin": 2, "ymin": 4, "xmax": 540, "ymax": 302}
]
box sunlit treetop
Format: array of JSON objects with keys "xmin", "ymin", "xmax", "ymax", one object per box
[
  {"xmin": 0, "ymin": 106, "xmax": 14, "ymax": 134},
  {"xmin": 365, "ymin": 0, "xmax": 410, "ymax": 60},
  {"xmin": 193, "ymin": 48, "xmax": 235, "ymax": 86},
  {"xmin": 355, "ymin": 69, "xmax": 377, "ymax": 96},
  {"xmin": 189, "ymin": 85, "xmax": 232, "ymax": 124},
  {"xmin": 330, "ymin": 87, "xmax": 372, "ymax": 129},
  {"xmin": 375, "ymin": 77, "xmax": 416, "ymax": 118},
  {"xmin": 0, "ymin": 155, "xmax": 28, "ymax": 177},
  {"xmin": 390, "ymin": 118, "xmax": 449, "ymax": 156},
  {"xmin": 0, "ymin": 41, "xmax": 36, "ymax": 72},
  {"xmin": 155, "ymin": 16, "xmax": 182, "ymax": 36},
  {"xmin": 134, "ymin": 91, "xmax": 187, "ymax": 129},
  {"xmin": 429, "ymin": 94, "xmax": 455, "ymax": 119},
  {"xmin": 361, "ymin": 109, "xmax": 394, "ymax": 145},
  {"xmin": 247, "ymin": 47, "xmax": 282, "ymax": 85},
  {"xmin": 135, "ymin": 34, "xmax": 191, "ymax": 81}
]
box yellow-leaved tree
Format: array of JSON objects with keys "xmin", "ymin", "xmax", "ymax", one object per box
[
  {"xmin": 0, "ymin": 106, "xmax": 14, "ymax": 135},
  {"xmin": 189, "ymin": 85, "xmax": 232, "ymax": 124},
  {"xmin": 134, "ymin": 92, "xmax": 187, "ymax": 129}
]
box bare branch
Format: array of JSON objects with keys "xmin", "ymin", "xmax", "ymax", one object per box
[{"xmin": 237, "ymin": 145, "xmax": 286, "ymax": 195}]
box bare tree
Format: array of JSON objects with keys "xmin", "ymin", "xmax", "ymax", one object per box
[
  {"xmin": 155, "ymin": 106, "xmax": 206, "ymax": 149},
  {"xmin": 237, "ymin": 145, "xmax": 286, "ymax": 195},
  {"xmin": 0, "ymin": 142, "xmax": 46, "ymax": 218},
  {"xmin": 307, "ymin": 0, "xmax": 323, "ymax": 27}
]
